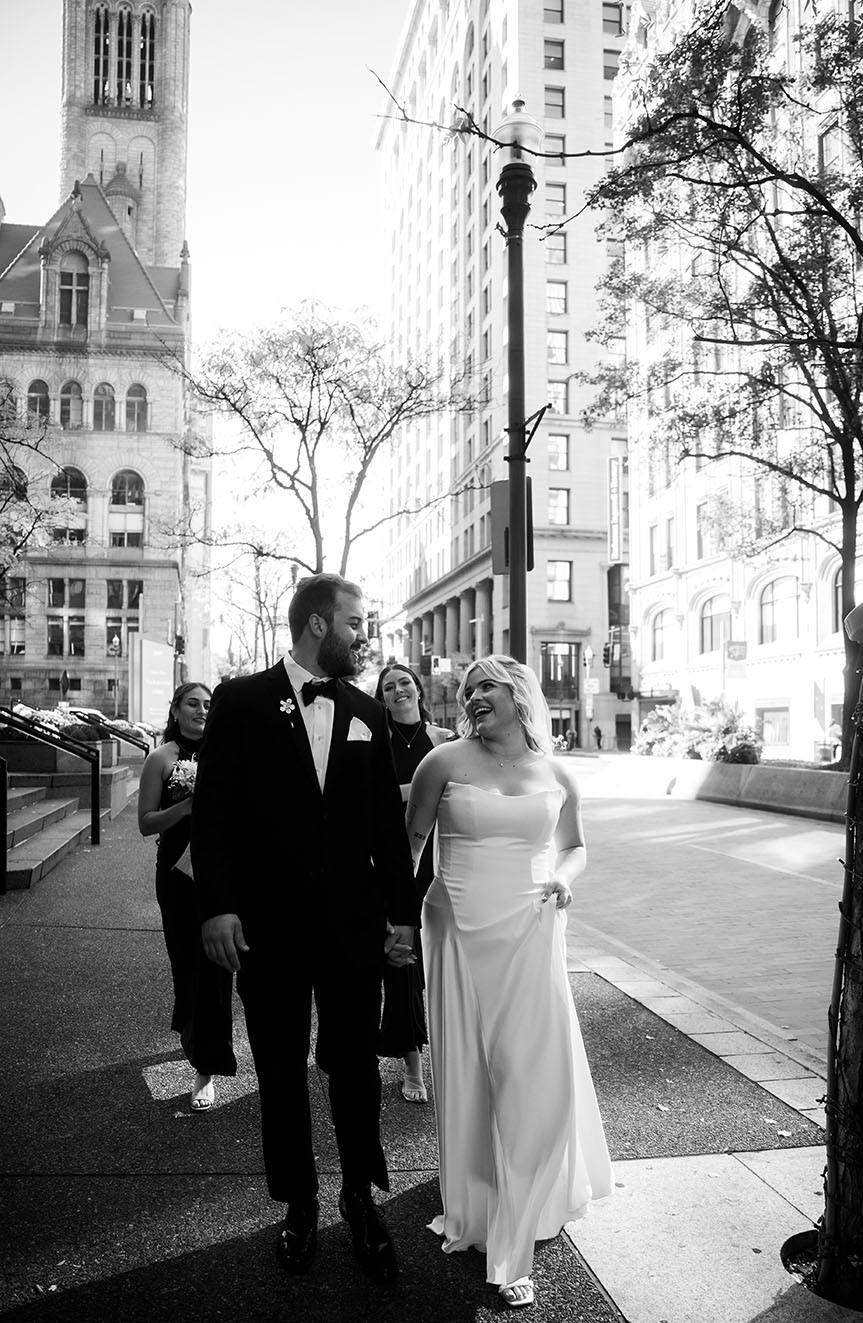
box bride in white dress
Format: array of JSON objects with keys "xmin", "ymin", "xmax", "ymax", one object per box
[{"xmin": 406, "ymin": 655, "xmax": 613, "ymax": 1309}]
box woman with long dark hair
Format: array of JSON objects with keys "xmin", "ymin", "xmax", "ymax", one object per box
[
  {"xmin": 138, "ymin": 681, "xmax": 236, "ymax": 1110},
  {"xmin": 373, "ymin": 663, "xmax": 452, "ymax": 1102}
]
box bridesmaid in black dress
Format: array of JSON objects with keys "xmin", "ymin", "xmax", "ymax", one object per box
[
  {"xmin": 138, "ymin": 681, "xmax": 236, "ymax": 1110},
  {"xmin": 374, "ymin": 664, "xmax": 452, "ymax": 1102}
]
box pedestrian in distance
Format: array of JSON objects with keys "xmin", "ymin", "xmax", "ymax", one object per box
[
  {"xmin": 593, "ymin": 724, "xmax": 603, "ymax": 750},
  {"xmin": 374, "ymin": 662, "xmax": 452, "ymax": 1103},
  {"xmin": 138, "ymin": 681, "xmax": 236, "ymax": 1112},
  {"xmin": 406, "ymin": 655, "xmax": 613, "ymax": 1310},
  {"xmin": 192, "ymin": 573, "xmax": 418, "ymax": 1286}
]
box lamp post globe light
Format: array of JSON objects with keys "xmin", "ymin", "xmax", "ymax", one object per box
[{"xmin": 494, "ymin": 98, "xmax": 544, "ymax": 664}]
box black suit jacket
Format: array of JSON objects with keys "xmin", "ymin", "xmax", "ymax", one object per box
[{"xmin": 191, "ymin": 662, "xmax": 419, "ymax": 953}]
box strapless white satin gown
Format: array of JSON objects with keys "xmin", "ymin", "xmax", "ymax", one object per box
[{"xmin": 422, "ymin": 782, "xmax": 613, "ymax": 1286}]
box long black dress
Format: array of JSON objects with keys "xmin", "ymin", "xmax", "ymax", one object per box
[
  {"xmin": 378, "ymin": 721, "xmax": 435, "ymax": 1056},
  {"xmin": 155, "ymin": 737, "xmax": 236, "ymax": 1077}
]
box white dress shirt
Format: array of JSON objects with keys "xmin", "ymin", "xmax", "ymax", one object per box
[{"xmin": 283, "ymin": 654, "xmax": 335, "ymax": 791}]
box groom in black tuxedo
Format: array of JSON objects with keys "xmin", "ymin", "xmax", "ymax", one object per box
[{"xmin": 192, "ymin": 573, "xmax": 418, "ymax": 1283}]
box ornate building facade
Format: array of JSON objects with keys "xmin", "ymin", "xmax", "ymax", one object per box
[{"xmin": 0, "ymin": 0, "xmax": 210, "ymax": 714}]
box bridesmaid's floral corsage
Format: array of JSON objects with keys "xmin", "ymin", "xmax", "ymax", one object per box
[
  {"xmin": 279, "ymin": 698, "xmax": 296, "ymax": 716},
  {"xmin": 168, "ymin": 758, "xmax": 197, "ymax": 802}
]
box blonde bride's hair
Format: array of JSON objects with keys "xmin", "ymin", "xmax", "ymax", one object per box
[{"xmin": 456, "ymin": 655, "xmax": 553, "ymax": 754}]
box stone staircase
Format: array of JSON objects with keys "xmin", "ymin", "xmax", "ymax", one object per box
[{"xmin": 4, "ymin": 771, "xmax": 139, "ymax": 891}]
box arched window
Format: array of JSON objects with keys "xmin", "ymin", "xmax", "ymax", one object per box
[
  {"xmin": 115, "ymin": 6, "xmax": 133, "ymax": 105},
  {"xmin": 139, "ymin": 10, "xmax": 156, "ymax": 107},
  {"xmin": 699, "ymin": 594, "xmax": 730, "ymax": 654},
  {"xmin": 92, "ymin": 4, "xmax": 110, "ymax": 105},
  {"xmin": 759, "ymin": 577, "xmax": 798, "ymax": 644},
  {"xmin": 111, "ymin": 469, "xmax": 144, "ymax": 506},
  {"xmin": 833, "ymin": 565, "xmax": 843, "ymax": 634},
  {"xmin": 126, "ymin": 383, "xmax": 148, "ymax": 432},
  {"xmin": 51, "ymin": 467, "xmax": 88, "ymax": 502},
  {"xmin": 652, "ymin": 609, "xmax": 671, "ymax": 662},
  {"xmin": 93, "ymin": 383, "xmax": 115, "ymax": 431},
  {"xmin": 59, "ymin": 381, "xmax": 83, "ymax": 430},
  {"xmin": 27, "ymin": 380, "xmax": 50, "ymax": 420},
  {"xmin": 59, "ymin": 253, "xmax": 89, "ymax": 328}
]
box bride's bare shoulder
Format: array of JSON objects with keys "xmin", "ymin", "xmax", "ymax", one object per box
[{"xmin": 550, "ymin": 754, "xmax": 582, "ymax": 800}]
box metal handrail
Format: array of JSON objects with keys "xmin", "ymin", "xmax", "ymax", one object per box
[
  {"xmin": 1, "ymin": 756, "xmax": 6, "ymax": 894},
  {"xmin": 0, "ymin": 707, "xmax": 101, "ymax": 846},
  {"xmin": 71, "ymin": 709, "xmax": 152, "ymax": 754}
]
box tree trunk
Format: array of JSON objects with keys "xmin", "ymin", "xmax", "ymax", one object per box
[{"xmin": 816, "ymin": 643, "xmax": 863, "ymax": 1307}]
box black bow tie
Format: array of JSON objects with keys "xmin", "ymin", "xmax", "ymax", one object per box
[{"xmin": 301, "ymin": 678, "xmax": 339, "ymax": 706}]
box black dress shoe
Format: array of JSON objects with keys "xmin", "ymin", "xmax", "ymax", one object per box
[
  {"xmin": 338, "ymin": 1188, "xmax": 399, "ymax": 1284},
  {"xmin": 277, "ymin": 1198, "xmax": 319, "ymax": 1274}
]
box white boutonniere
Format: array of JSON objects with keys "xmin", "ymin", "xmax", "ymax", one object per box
[{"xmin": 279, "ymin": 698, "xmax": 296, "ymax": 716}]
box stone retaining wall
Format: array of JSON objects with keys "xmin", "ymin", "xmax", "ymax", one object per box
[{"xmin": 586, "ymin": 756, "xmax": 848, "ymax": 823}]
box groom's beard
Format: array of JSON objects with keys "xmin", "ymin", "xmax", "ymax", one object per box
[{"xmin": 319, "ymin": 631, "xmax": 359, "ymax": 678}]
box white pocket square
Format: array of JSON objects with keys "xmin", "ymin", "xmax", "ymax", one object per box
[{"xmin": 347, "ymin": 717, "xmax": 373, "ymax": 742}]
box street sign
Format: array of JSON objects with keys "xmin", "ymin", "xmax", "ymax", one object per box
[{"xmin": 584, "ymin": 677, "xmax": 600, "ymax": 694}]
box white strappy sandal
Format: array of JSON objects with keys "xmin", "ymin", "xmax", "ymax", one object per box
[{"xmin": 499, "ymin": 1278, "xmax": 534, "ymax": 1308}]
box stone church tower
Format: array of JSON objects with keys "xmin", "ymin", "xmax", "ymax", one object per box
[
  {"xmin": 0, "ymin": 0, "xmax": 211, "ymax": 715},
  {"xmin": 59, "ymin": 0, "xmax": 190, "ymax": 267}
]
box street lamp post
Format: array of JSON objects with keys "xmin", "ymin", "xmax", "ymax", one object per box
[
  {"xmin": 108, "ymin": 633, "xmax": 121, "ymax": 719},
  {"xmin": 494, "ymin": 99, "xmax": 544, "ymax": 664}
]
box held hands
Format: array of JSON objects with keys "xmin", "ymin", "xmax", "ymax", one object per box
[
  {"xmin": 541, "ymin": 878, "xmax": 573, "ymax": 909},
  {"xmin": 384, "ymin": 921, "xmax": 416, "ymax": 967},
  {"xmin": 202, "ymin": 913, "xmax": 249, "ymax": 972}
]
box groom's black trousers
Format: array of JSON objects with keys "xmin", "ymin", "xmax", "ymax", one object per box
[{"xmin": 237, "ymin": 936, "xmax": 388, "ymax": 1203}]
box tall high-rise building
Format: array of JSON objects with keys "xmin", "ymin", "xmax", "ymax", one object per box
[
  {"xmin": 0, "ymin": 0, "xmax": 210, "ymax": 714},
  {"xmin": 376, "ymin": 0, "xmax": 632, "ymax": 748}
]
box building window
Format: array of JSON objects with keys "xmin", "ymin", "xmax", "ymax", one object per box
[
  {"xmin": 50, "ymin": 467, "xmax": 87, "ymax": 502},
  {"xmin": 665, "ymin": 516, "xmax": 675, "ymax": 569},
  {"xmin": 545, "ymin": 133, "xmax": 565, "ymax": 163},
  {"xmin": 648, "ymin": 524, "xmax": 658, "ymax": 576},
  {"xmin": 59, "ymin": 254, "xmax": 89, "ymax": 327},
  {"xmin": 0, "ymin": 576, "xmax": 26, "ymax": 656},
  {"xmin": 540, "ymin": 642, "xmax": 578, "ymax": 698},
  {"xmin": 547, "ymin": 559, "xmax": 572, "ymax": 601},
  {"xmin": 699, "ymin": 594, "xmax": 731, "ymax": 654},
  {"xmin": 116, "ymin": 5, "xmax": 133, "ymax": 104},
  {"xmin": 110, "ymin": 531, "xmax": 143, "ymax": 548},
  {"xmin": 126, "ymin": 384, "xmax": 148, "ymax": 432},
  {"xmin": 756, "ymin": 706, "xmax": 790, "ymax": 746},
  {"xmin": 604, "ymin": 49, "xmax": 620, "ymax": 80},
  {"xmin": 59, "ymin": 381, "xmax": 83, "ymax": 430},
  {"xmin": 544, "ymin": 0, "xmax": 564, "ymax": 19},
  {"xmin": 545, "ymin": 86, "xmax": 565, "ymax": 118},
  {"xmin": 603, "ymin": 1, "xmax": 624, "ymax": 34},
  {"xmin": 548, "ymin": 381, "xmax": 568, "ymax": 413},
  {"xmin": 111, "ymin": 469, "xmax": 144, "ymax": 506},
  {"xmin": 544, "ymin": 40, "xmax": 564, "ymax": 68},
  {"xmin": 93, "ymin": 383, "xmax": 115, "ymax": 431},
  {"xmin": 93, "ymin": 3, "xmax": 110, "ymax": 103},
  {"xmin": 27, "ymin": 380, "xmax": 50, "ymax": 420},
  {"xmin": 759, "ymin": 576, "xmax": 799, "ymax": 644},
  {"xmin": 46, "ymin": 579, "xmax": 86, "ymax": 656},
  {"xmin": 547, "ymin": 330, "xmax": 568, "ymax": 363},
  {"xmin": 832, "ymin": 566, "xmax": 843, "ymax": 633},
  {"xmin": 139, "ymin": 9, "xmax": 156, "ymax": 108},
  {"xmin": 696, "ymin": 501, "xmax": 713, "ymax": 559},
  {"xmin": 652, "ymin": 609, "xmax": 670, "ymax": 662},
  {"xmin": 546, "ymin": 182, "xmax": 566, "ymax": 217},
  {"xmin": 548, "ymin": 433, "xmax": 569, "ymax": 470},
  {"xmin": 548, "ymin": 488, "xmax": 569, "ymax": 524},
  {"xmin": 546, "ymin": 232, "xmax": 567, "ymax": 264}
]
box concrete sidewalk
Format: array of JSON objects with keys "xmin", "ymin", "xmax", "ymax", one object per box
[{"xmin": 0, "ymin": 795, "xmax": 859, "ymax": 1322}]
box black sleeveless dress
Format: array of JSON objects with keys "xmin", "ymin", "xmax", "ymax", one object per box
[
  {"xmin": 154, "ymin": 736, "xmax": 237, "ymax": 1076},
  {"xmin": 378, "ymin": 720, "xmax": 436, "ymax": 1056}
]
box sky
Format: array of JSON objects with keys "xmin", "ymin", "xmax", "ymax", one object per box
[{"xmin": 0, "ymin": 0, "xmax": 413, "ymax": 339}]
